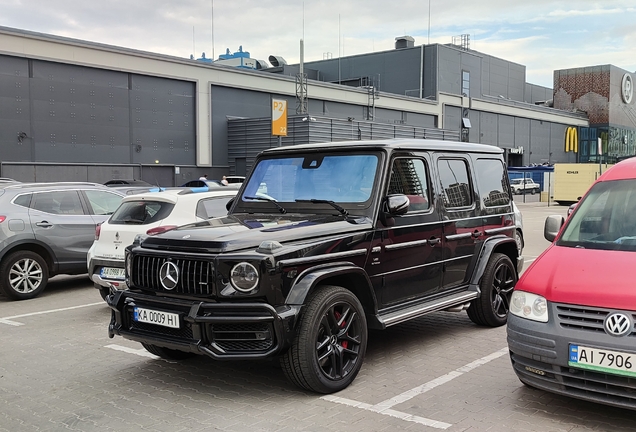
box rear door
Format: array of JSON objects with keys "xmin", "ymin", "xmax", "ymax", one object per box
[
  {"xmin": 29, "ymin": 190, "xmax": 96, "ymax": 271},
  {"xmin": 435, "ymin": 155, "xmax": 480, "ymax": 291}
]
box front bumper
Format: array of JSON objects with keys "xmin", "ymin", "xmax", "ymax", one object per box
[
  {"xmin": 107, "ymin": 290, "xmax": 300, "ymax": 360},
  {"xmin": 507, "ymin": 304, "xmax": 636, "ymax": 411},
  {"xmin": 89, "ymin": 257, "xmax": 128, "ymax": 290}
]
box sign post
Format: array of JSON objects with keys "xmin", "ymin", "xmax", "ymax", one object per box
[{"xmin": 272, "ymin": 99, "xmax": 287, "ymax": 147}]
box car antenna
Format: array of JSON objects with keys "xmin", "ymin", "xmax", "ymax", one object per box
[{"xmin": 148, "ymin": 165, "xmax": 164, "ymax": 192}]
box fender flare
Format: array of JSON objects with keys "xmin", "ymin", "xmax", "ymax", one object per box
[
  {"xmin": 0, "ymin": 238, "xmax": 58, "ymax": 272},
  {"xmin": 469, "ymin": 235, "xmax": 518, "ymax": 287},
  {"xmin": 285, "ymin": 262, "xmax": 378, "ymax": 312}
]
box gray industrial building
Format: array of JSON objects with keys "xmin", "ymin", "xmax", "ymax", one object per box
[{"xmin": 0, "ymin": 26, "xmax": 599, "ymax": 185}]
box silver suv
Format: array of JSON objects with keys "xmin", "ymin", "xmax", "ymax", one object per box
[{"xmin": 0, "ymin": 182, "xmax": 124, "ymax": 300}]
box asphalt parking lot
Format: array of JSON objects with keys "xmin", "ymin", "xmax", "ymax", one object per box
[{"xmin": 1, "ymin": 201, "xmax": 635, "ymax": 432}]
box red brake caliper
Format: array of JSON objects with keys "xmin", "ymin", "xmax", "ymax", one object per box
[{"xmin": 334, "ymin": 310, "xmax": 348, "ymax": 349}]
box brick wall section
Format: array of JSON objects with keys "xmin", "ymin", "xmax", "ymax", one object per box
[{"xmin": 553, "ymin": 67, "xmax": 610, "ymax": 124}]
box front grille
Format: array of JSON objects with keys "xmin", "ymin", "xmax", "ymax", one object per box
[
  {"xmin": 126, "ymin": 309, "xmax": 194, "ymax": 340},
  {"xmin": 132, "ymin": 255, "xmax": 214, "ymax": 295},
  {"xmin": 511, "ymin": 353, "xmax": 636, "ymax": 409},
  {"xmin": 557, "ymin": 305, "xmax": 636, "ymax": 337},
  {"xmin": 210, "ymin": 322, "xmax": 274, "ymax": 353}
]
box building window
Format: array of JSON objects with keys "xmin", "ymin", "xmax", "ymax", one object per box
[{"xmin": 462, "ymin": 71, "xmax": 470, "ymax": 97}]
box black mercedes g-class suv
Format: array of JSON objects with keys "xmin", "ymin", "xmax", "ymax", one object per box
[{"xmin": 107, "ymin": 139, "xmax": 522, "ymax": 393}]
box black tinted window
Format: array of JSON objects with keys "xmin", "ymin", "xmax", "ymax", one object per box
[
  {"xmin": 388, "ymin": 158, "xmax": 430, "ymax": 212},
  {"xmin": 110, "ymin": 201, "xmax": 175, "ymax": 225},
  {"xmin": 437, "ymin": 159, "xmax": 472, "ymax": 208},
  {"xmin": 474, "ymin": 159, "xmax": 510, "ymax": 207}
]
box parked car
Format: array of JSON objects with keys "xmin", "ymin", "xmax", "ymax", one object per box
[
  {"xmin": 225, "ymin": 176, "xmax": 245, "ymax": 184},
  {"xmin": 507, "ymin": 157, "xmax": 636, "ymax": 410},
  {"xmin": 512, "ymin": 201, "xmax": 524, "ymax": 254},
  {"xmin": 0, "ymin": 182, "xmax": 125, "ymax": 300},
  {"xmin": 106, "ymin": 139, "xmax": 521, "ymax": 393},
  {"xmin": 88, "ymin": 188, "xmax": 236, "ymax": 300},
  {"xmin": 104, "ymin": 179, "xmax": 153, "ymax": 187},
  {"xmin": 181, "ymin": 179, "xmax": 240, "ymax": 189},
  {"xmin": 510, "ymin": 178, "xmax": 540, "ymax": 195}
]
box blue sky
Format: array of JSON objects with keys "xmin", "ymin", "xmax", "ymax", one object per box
[{"xmin": 1, "ymin": 1, "xmax": 634, "ymax": 88}]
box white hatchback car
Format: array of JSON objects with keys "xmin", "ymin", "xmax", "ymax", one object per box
[{"xmin": 87, "ymin": 188, "xmax": 236, "ymax": 299}]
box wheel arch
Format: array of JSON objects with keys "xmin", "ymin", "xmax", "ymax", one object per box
[
  {"xmin": 470, "ymin": 236, "xmax": 518, "ymax": 288},
  {"xmin": 0, "ymin": 240, "xmax": 57, "ymax": 276},
  {"xmin": 285, "ymin": 263, "xmax": 378, "ymax": 316}
]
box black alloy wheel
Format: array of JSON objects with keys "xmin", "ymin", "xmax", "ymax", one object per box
[
  {"xmin": 467, "ymin": 253, "xmax": 517, "ymax": 327},
  {"xmin": 281, "ymin": 285, "xmax": 367, "ymax": 393}
]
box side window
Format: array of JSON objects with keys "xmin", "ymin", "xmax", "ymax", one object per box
[
  {"xmin": 437, "ymin": 158, "xmax": 473, "ymax": 208},
  {"xmin": 13, "ymin": 193, "xmax": 32, "ymax": 208},
  {"xmin": 474, "ymin": 159, "xmax": 510, "ymax": 207},
  {"xmin": 196, "ymin": 197, "xmax": 233, "ymax": 219},
  {"xmin": 32, "ymin": 191, "xmax": 84, "ymax": 215},
  {"xmin": 84, "ymin": 190, "xmax": 123, "ymax": 215},
  {"xmin": 387, "ymin": 158, "xmax": 430, "ymax": 212}
]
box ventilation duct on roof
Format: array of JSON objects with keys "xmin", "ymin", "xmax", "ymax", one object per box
[
  {"xmin": 268, "ymin": 55, "xmax": 287, "ymax": 67},
  {"xmin": 395, "ymin": 36, "xmax": 415, "ymax": 49}
]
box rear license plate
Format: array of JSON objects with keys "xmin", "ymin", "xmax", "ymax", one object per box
[
  {"xmin": 569, "ymin": 344, "xmax": 636, "ymax": 378},
  {"xmin": 133, "ymin": 307, "xmax": 180, "ymax": 329},
  {"xmin": 100, "ymin": 267, "xmax": 126, "ymax": 280}
]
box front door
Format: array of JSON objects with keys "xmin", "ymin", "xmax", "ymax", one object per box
[{"xmin": 367, "ymin": 155, "xmax": 444, "ymax": 308}]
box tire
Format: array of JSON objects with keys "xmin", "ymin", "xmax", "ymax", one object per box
[
  {"xmin": 467, "ymin": 253, "xmax": 517, "ymax": 327},
  {"xmin": 514, "ymin": 230, "xmax": 524, "ymax": 255},
  {"xmin": 280, "ymin": 285, "xmax": 368, "ymax": 393},
  {"xmin": 530, "ymin": 188, "xmax": 536, "ymax": 195},
  {"xmin": 0, "ymin": 250, "xmax": 49, "ymax": 300},
  {"xmin": 141, "ymin": 343, "xmax": 196, "ymax": 360},
  {"xmin": 97, "ymin": 284, "xmax": 110, "ymax": 301}
]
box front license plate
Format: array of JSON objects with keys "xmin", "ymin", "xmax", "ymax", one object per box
[
  {"xmin": 100, "ymin": 267, "xmax": 126, "ymax": 280},
  {"xmin": 133, "ymin": 307, "xmax": 180, "ymax": 329},
  {"xmin": 569, "ymin": 344, "xmax": 636, "ymax": 378}
]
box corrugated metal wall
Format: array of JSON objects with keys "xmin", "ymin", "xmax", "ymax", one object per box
[{"xmin": 227, "ymin": 115, "xmax": 460, "ymax": 176}]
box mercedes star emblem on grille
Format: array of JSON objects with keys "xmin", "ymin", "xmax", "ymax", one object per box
[
  {"xmin": 604, "ymin": 313, "xmax": 632, "ymax": 336},
  {"xmin": 159, "ymin": 261, "xmax": 179, "ymax": 290}
]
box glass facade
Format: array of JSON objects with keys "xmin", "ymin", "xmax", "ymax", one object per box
[{"xmin": 578, "ymin": 127, "xmax": 636, "ymax": 163}]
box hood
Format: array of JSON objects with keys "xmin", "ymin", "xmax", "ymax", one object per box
[
  {"xmin": 139, "ymin": 213, "xmax": 372, "ymax": 253},
  {"xmin": 517, "ymin": 245, "xmax": 636, "ymax": 310}
]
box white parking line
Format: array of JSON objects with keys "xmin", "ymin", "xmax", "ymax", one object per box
[
  {"xmin": 105, "ymin": 344, "xmax": 160, "ymax": 359},
  {"xmin": 321, "ymin": 347, "xmax": 508, "ymax": 429},
  {"xmin": 0, "ymin": 302, "xmax": 104, "ymax": 326}
]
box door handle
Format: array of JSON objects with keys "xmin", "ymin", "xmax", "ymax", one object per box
[
  {"xmin": 428, "ymin": 237, "xmax": 440, "ymax": 246},
  {"xmin": 472, "ymin": 230, "xmax": 483, "ymax": 238},
  {"xmin": 35, "ymin": 221, "xmax": 53, "ymax": 228}
]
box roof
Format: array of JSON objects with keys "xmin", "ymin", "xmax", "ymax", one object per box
[
  {"xmin": 260, "ymin": 139, "xmax": 504, "ymax": 155},
  {"xmin": 0, "ymin": 182, "xmax": 112, "ymax": 191},
  {"xmin": 121, "ymin": 188, "xmax": 237, "ymax": 204},
  {"xmin": 598, "ymin": 157, "xmax": 636, "ymax": 182}
]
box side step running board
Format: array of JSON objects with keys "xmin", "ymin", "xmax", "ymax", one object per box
[{"xmin": 378, "ymin": 291, "xmax": 479, "ymax": 327}]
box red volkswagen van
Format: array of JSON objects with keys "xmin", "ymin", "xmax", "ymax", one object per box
[{"xmin": 507, "ymin": 157, "xmax": 636, "ymax": 410}]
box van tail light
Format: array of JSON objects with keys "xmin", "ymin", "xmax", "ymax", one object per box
[
  {"xmin": 95, "ymin": 223, "xmax": 102, "ymax": 240},
  {"xmin": 0, "ymin": 216, "xmax": 6, "ymax": 223},
  {"xmin": 146, "ymin": 225, "xmax": 177, "ymax": 236}
]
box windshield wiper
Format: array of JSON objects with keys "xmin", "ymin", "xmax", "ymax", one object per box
[
  {"xmin": 244, "ymin": 196, "xmax": 287, "ymax": 214},
  {"xmin": 296, "ymin": 199, "xmax": 349, "ymax": 217}
]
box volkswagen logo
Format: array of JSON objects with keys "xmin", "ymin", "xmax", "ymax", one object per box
[
  {"xmin": 159, "ymin": 261, "xmax": 179, "ymax": 290},
  {"xmin": 604, "ymin": 313, "xmax": 632, "ymax": 337}
]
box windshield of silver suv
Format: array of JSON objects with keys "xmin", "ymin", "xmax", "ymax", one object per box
[{"xmin": 240, "ymin": 153, "xmax": 379, "ymax": 205}]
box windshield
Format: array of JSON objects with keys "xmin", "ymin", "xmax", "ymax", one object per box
[
  {"xmin": 558, "ymin": 179, "xmax": 636, "ymax": 251},
  {"xmin": 241, "ymin": 153, "xmax": 379, "ymax": 204}
]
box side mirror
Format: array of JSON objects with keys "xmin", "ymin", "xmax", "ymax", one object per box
[
  {"xmin": 226, "ymin": 197, "xmax": 235, "ymax": 212},
  {"xmin": 544, "ymin": 215, "xmax": 564, "ymax": 242},
  {"xmin": 386, "ymin": 194, "xmax": 410, "ymax": 215}
]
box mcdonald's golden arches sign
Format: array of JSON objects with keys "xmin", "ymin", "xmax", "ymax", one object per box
[{"xmin": 565, "ymin": 127, "xmax": 578, "ymax": 153}]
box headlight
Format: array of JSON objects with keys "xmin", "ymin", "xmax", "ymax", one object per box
[
  {"xmin": 230, "ymin": 262, "xmax": 259, "ymax": 292},
  {"xmin": 510, "ymin": 290, "xmax": 549, "ymax": 322},
  {"xmin": 125, "ymin": 252, "xmax": 133, "ymax": 279}
]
